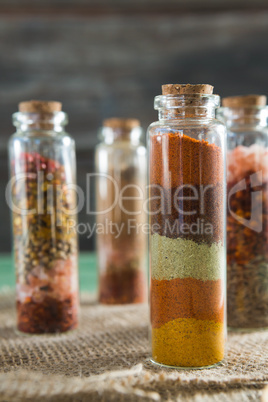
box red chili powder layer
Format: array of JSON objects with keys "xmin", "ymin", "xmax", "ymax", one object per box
[
  {"xmin": 151, "ymin": 277, "xmax": 224, "ymax": 328},
  {"xmin": 17, "ymin": 297, "xmax": 78, "ymax": 334},
  {"xmin": 150, "ymin": 132, "xmax": 224, "ymax": 188}
]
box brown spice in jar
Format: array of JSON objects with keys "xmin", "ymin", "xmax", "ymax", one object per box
[
  {"xmin": 96, "ymin": 144, "xmax": 147, "ymax": 305},
  {"xmin": 150, "ymin": 183, "xmax": 224, "ymax": 244},
  {"xmin": 99, "ymin": 268, "xmax": 146, "ymax": 305}
]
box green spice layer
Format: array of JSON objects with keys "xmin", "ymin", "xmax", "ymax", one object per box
[{"xmin": 151, "ymin": 233, "xmax": 224, "ymax": 281}]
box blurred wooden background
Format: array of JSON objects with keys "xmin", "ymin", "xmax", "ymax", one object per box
[{"xmin": 0, "ymin": 0, "xmax": 268, "ymax": 252}]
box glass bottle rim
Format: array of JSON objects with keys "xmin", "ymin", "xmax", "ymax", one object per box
[
  {"xmin": 154, "ymin": 94, "xmax": 220, "ymax": 110},
  {"xmin": 218, "ymin": 105, "xmax": 268, "ymax": 112},
  {"xmin": 217, "ymin": 105, "xmax": 268, "ymax": 128},
  {"xmin": 98, "ymin": 125, "xmax": 143, "ymax": 143},
  {"xmin": 12, "ymin": 111, "xmax": 68, "ymax": 128}
]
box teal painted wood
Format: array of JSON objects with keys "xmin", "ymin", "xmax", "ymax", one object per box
[{"xmin": 0, "ymin": 253, "xmax": 97, "ymax": 293}]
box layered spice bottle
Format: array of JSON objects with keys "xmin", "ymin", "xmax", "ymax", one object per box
[
  {"xmin": 95, "ymin": 118, "xmax": 147, "ymax": 304},
  {"xmin": 148, "ymin": 84, "xmax": 226, "ymax": 368},
  {"xmin": 8, "ymin": 100, "xmax": 79, "ymax": 334},
  {"xmin": 218, "ymin": 95, "xmax": 268, "ymax": 330}
]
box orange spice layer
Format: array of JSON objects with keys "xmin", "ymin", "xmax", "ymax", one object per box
[
  {"xmin": 151, "ymin": 277, "xmax": 224, "ymax": 328},
  {"xmin": 150, "ymin": 132, "xmax": 223, "ymax": 188}
]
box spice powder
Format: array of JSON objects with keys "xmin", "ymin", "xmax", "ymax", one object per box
[{"xmin": 150, "ymin": 131, "xmax": 225, "ymax": 367}]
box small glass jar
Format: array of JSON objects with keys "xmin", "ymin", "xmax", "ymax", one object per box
[
  {"xmin": 8, "ymin": 100, "xmax": 79, "ymax": 334},
  {"xmin": 148, "ymin": 84, "xmax": 226, "ymax": 369},
  {"xmin": 95, "ymin": 118, "xmax": 147, "ymax": 304},
  {"xmin": 218, "ymin": 95, "xmax": 268, "ymax": 330}
]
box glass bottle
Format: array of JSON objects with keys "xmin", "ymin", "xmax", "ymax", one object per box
[
  {"xmin": 217, "ymin": 95, "xmax": 268, "ymax": 330},
  {"xmin": 148, "ymin": 84, "xmax": 226, "ymax": 368},
  {"xmin": 8, "ymin": 100, "xmax": 79, "ymax": 334},
  {"xmin": 95, "ymin": 118, "xmax": 147, "ymax": 304}
]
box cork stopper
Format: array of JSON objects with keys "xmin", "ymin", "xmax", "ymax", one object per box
[
  {"xmin": 222, "ymin": 95, "xmax": 267, "ymax": 108},
  {"xmin": 103, "ymin": 118, "xmax": 140, "ymax": 130},
  {"xmin": 162, "ymin": 84, "xmax": 214, "ymax": 96},
  {"xmin": 19, "ymin": 100, "xmax": 62, "ymax": 113}
]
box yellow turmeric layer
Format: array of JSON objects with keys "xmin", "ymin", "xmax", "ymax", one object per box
[{"xmin": 152, "ymin": 317, "xmax": 225, "ymax": 368}]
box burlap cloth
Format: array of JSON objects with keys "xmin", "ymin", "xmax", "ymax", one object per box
[{"xmin": 0, "ymin": 291, "xmax": 267, "ymax": 402}]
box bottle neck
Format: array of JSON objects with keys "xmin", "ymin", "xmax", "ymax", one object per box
[
  {"xmin": 100, "ymin": 126, "xmax": 143, "ymax": 146},
  {"xmin": 12, "ymin": 112, "xmax": 68, "ymax": 134},
  {"xmin": 158, "ymin": 107, "xmax": 215, "ymax": 120},
  {"xmin": 218, "ymin": 107, "xmax": 268, "ymax": 129},
  {"xmin": 155, "ymin": 94, "xmax": 220, "ymax": 121}
]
